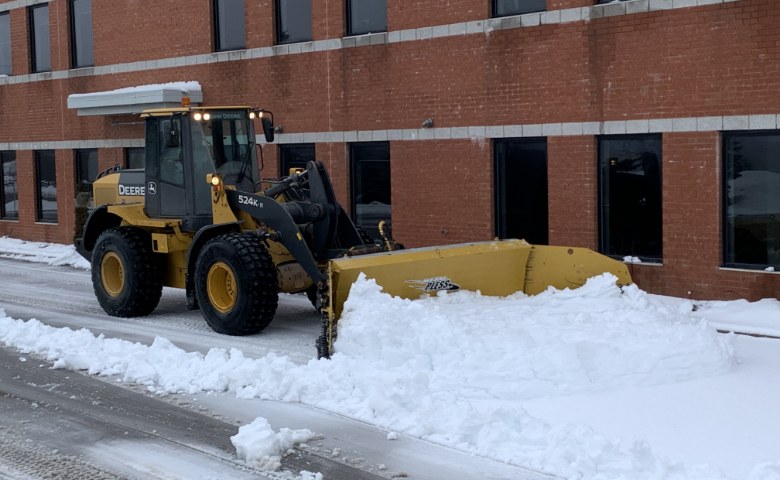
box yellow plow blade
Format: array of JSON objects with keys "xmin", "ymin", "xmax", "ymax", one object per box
[{"xmin": 319, "ymin": 239, "xmax": 631, "ymax": 357}]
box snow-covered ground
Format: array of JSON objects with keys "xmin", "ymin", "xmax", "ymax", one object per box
[{"xmin": 1, "ymin": 236, "xmax": 779, "ymax": 480}]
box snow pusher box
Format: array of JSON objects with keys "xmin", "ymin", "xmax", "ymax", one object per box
[{"xmin": 75, "ymin": 104, "xmax": 631, "ymax": 358}]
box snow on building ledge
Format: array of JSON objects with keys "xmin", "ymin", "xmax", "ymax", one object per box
[{"xmin": 67, "ymin": 81, "xmax": 203, "ymax": 116}]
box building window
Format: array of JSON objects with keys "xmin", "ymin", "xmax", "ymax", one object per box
[
  {"xmin": 724, "ymin": 132, "xmax": 780, "ymax": 269},
  {"xmin": 346, "ymin": 0, "xmax": 386, "ymax": 36},
  {"xmin": 74, "ymin": 149, "xmax": 96, "ymax": 241},
  {"xmin": 35, "ymin": 150, "xmax": 57, "ymax": 223},
  {"xmin": 125, "ymin": 147, "xmax": 145, "ymax": 169},
  {"xmin": 598, "ymin": 135, "xmax": 662, "ymax": 262},
  {"xmin": 350, "ymin": 142, "xmax": 390, "ymax": 240},
  {"xmin": 492, "ymin": 0, "xmax": 546, "ymax": 17},
  {"xmin": 75, "ymin": 148, "xmax": 98, "ymax": 187},
  {"xmin": 69, "ymin": 0, "xmax": 94, "ymax": 68},
  {"xmin": 275, "ymin": 0, "xmax": 312, "ymax": 44},
  {"xmin": 279, "ymin": 144, "xmax": 314, "ymax": 175},
  {"xmin": 29, "ymin": 4, "xmax": 51, "ymax": 73},
  {"xmin": 494, "ymin": 138, "xmax": 548, "ymax": 245},
  {"xmin": 1, "ymin": 151, "xmax": 18, "ymax": 220},
  {"xmin": 0, "ymin": 12, "xmax": 11, "ymax": 76},
  {"xmin": 213, "ymin": 0, "xmax": 245, "ymax": 51}
]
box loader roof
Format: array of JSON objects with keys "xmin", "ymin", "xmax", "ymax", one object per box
[{"xmin": 140, "ymin": 105, "xmax": 254, "ymax": 117}]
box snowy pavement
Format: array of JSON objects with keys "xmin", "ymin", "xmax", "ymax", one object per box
[{"xmin": 0, "ymin": 236, "xmax": 779, "ymax": 480}]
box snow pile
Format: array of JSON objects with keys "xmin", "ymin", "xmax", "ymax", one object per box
[
  {"xmin": 0, "ymin": 273, "xmax": 745, "ymax": 480},
  {"xmin": 333, "ymin": 273, "xmax": 733, "ymax": 400},
  {"xmin": 693, "ymin": 298, "xmax": 780, "ymax": 338},
  {"xmin": 230, "ymin": 417, "xmax": 319, "ymax": 475},
  {"xmin": 0, "ymin": 236, "xmax": 90, "ymax": 269}
]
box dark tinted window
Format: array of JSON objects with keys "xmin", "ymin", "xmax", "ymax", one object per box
[
  {"xmin": 599, "ymin": 135, "xmax": 662, "ymax": 262},
  {"xmin": 492, "ymin": 0, "xmax": 546, "ymax": 17},
  {"xmin": 279, "ymin": 144, "xmax": 314, "ymax": 175},
  {"xmin": 0, "ymin": 12, "xmax": 11, "ymax": 76},
  {"xmin": 75, "ymin": 148, "xmax": 98, "ymax": 186},
  {"xmin": 35, "ymin": 150, "xmax": 57, "ymax": 223},
  {"xmin": 74, "ymin": 149, "xmax": 96, "ymax": 240},
  {"xmin": 125, "ymin": 147, "xmax": 145, "ymax": 169},
  {"xmin": 276, "ymin": 0, "xmax": 312, "ymax": 44},
  {"xmin": 29, "ymin": 4, "xmax": 51, "ymax": 72},
  {"xmin": 350, "ymin": 142, "xmax": 390, "ymax": 239},
  {"xmin": 495, "ymin": 138, "xmax": 548, "ymax": 245},
  {"xmin": 213, "ymin": 0, "xmax": 245, "ymax": 51},
  {"xmin": 159, "ymin": 117, "xmax": 184, "ymax": 186},
  {"xmin": 723, "ymin": 132, "xmax": 780, "ymax": 269},
  {"xmin": 347, "ymin": 0, "xmax": 386, "ymax": 36},
  {"xmin": 69, "ymin": 0, "xmax": 94, "ymax": 68},
  {"xmin": 1, "ymin": 151, "xmax": 18, "ymax": 220}
]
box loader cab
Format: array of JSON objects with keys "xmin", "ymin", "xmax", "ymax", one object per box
[{"xmin": 141, "ymin": 106, "xmax": 270, "ymax": 231}]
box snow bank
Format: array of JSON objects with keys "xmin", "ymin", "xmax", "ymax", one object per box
[
  {"xmin": 0, "ymin": 273, "xmax": 746, "ymax": 480},
  {"xmin": 693, "ymin": 298, "xmax": 780, "ymax": 338},
  {"xmin": 0, "ymin": 236, "xmax": 90, "ymax": 269}
]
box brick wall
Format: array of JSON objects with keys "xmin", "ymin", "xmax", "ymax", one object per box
[
  {"xmin": 1, "ymin": 0, "xmax": 779, "ymax": 300},
  {"xmin": 391, "ymin": 139, "xmax": 494, "ymax": 246},
  {"xmin": 548, "ymin": 135, "xmax": 597, "ymax": 249}
]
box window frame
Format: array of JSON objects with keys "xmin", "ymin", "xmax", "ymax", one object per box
[
  {"xmin": 722, "ymin": 130, "xmax": 780, "ymax": 270},
  {"xmin": 346, "ymin": 0, "xmax": 387, "ymax": 36},
  {"xmin": 491, "ymin": 0, "xmax": 546, "ymax": 18},
  {"xmin": 28, "ymin": 3, "xmax": 51, "ymax": 73},
  {"xmin": 125, "ymin": 147, "xmax": 145, "ymax": 170},
  {"xmin": 494, "ymin": 137, "xmax": 549, "ymax": 245},
  {"xmin": 35, "ymin": 150, "xmax": 57, "ymax": 223},
  {"xmin": 279, "ymin": 143, "xmax": 315, "ymax": 175},
  {"xmin": 68, "ymin": 0, "xmax": 94, "ymax": 69},
  {"xmin": 275, "ymin": 0, "xmax": 312, "ymax": 45},
  {"xmin": 597, "ymin": 134, "xmax": 663, "ymax": 263},
  {"xmin": 212, "ymin": 0, "xmax": 246, "ymax": 52},
  {"xmin": 74, "ymin": 148, "xmax": 98, "ymax": 187},
  {"xmin": 0, "ymin": 11, "xmax": 11, "ymax": 76},
  {"xmin": 0, "ymin": 151, "xmax": 19, "ymax": 220},
  {"xmin": 349, "ymin": 141, "xmax": 391, "ymax": 240}
]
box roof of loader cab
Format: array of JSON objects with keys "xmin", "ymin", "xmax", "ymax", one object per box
[{"xmin": 140, "ymin": 105, "xmax": 255, "ymax": 117}]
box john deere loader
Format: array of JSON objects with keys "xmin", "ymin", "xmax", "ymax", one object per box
[{"xmin": 76, "ymin": 104, "xmax": 631, "ymax": 358}]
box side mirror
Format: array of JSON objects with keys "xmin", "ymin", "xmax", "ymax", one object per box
[{"xmin": 261, "ymin": 117, "xmax": 274, "ymax": 143}]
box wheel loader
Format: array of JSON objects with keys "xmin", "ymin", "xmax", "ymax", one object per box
[{"xmin": 76, "ymin": 103, "xmax": 632, "ymax": 358}]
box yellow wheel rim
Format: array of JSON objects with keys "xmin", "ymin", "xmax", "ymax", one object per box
[
  {"xmin": 207, "ymin": 261, "xmax": 237, "ymax": 313},
  {"xmin": 101, "ymin": 252, "xmax": 125, "ymax": 298}
]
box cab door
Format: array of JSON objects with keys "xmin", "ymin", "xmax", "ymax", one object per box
[{"xmin": 144, "ymin": 116, "xmax": 186, "ymax": 219}]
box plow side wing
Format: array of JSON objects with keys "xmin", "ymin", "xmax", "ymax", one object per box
[{"xmin": 523, "ymin": 245, "xmax": 632, "ymax": 295}]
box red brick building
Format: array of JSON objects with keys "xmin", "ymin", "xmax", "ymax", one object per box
[{"xmin": 1, "ymin": 0, "xmax": 779, "ymax": 300}]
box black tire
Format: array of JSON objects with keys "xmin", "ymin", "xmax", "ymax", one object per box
[
  {"xmin": 194, "ymin": 233, "xmax": 278, "ymax": 335},
  {"xmin": 91, "ymin": 227, "xmax": 162, "ymax": 317}
]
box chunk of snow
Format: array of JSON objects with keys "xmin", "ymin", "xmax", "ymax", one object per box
[{"xmin": 230, "ymin": 416, "xmax": 317, "ymax": 472}]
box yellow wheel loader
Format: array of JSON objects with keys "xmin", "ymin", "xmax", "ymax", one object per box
[{"xmin": 76, "ymin": 104, "xmax": 632, "ymax": 358}]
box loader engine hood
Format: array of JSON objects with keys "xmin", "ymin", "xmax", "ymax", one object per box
[{"xmin": 93, "ymin": 169, "xmax": 145, "ymax": 206}]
